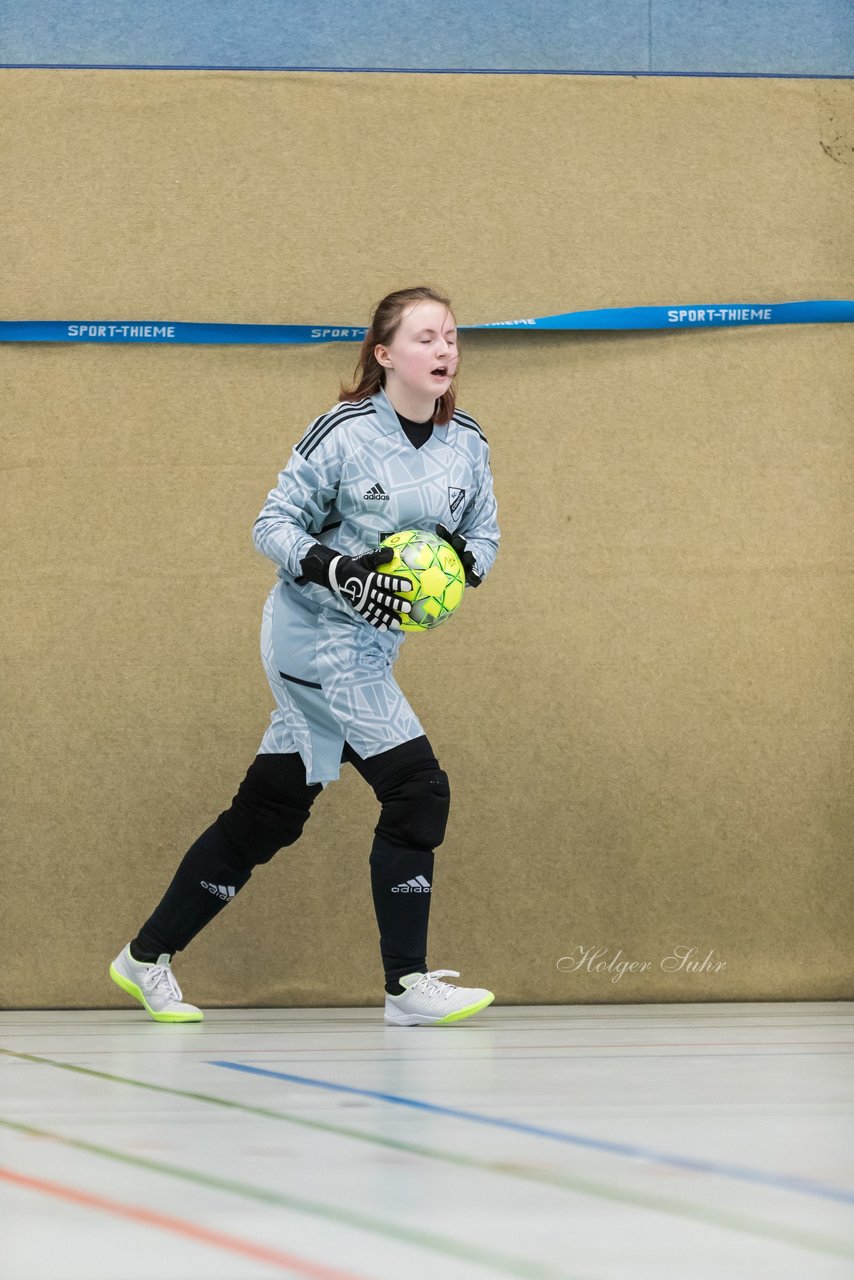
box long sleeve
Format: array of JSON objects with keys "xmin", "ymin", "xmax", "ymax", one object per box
[
  {"xmin": 457, "ymin": 444, "xmax": 500, "ymax": 585},
  {"xmin": 252, "ymin": 431, "xmax": 342, "ymax": 578}
]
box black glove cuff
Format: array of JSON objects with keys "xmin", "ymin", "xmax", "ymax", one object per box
[
  {"xmin": 437, "ymin": 524, "xmax": 481, "ymax": 588},
  {"xmin": 295, "ymin": 543, "xmax": 338, "ymax": 587}
]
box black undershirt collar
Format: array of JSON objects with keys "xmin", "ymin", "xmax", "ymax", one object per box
[{"xmin": 394, "ymin": 408, "xmax": 434, "ymax": 450}]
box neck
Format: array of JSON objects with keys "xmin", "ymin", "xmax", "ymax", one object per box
[{"xmin": 383, "ymin": 379, "xmax": 436, "ymax": 423}]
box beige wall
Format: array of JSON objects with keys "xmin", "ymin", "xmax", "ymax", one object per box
[{"xmin": 1, "ymin": 70, "xmax": 852, "ymax": 1006}]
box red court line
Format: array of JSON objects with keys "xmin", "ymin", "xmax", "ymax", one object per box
[
  {"xmin": 459, "ymin": 1040, "xmax": 854, "ymax": 1050},
  {"xmin": 0, "ymin": 1167, "xmax": 373, "ymax": 1280},
  {"xmin": 179, "ymin": 1039, "xmax": 854, "ymax": 1051}
]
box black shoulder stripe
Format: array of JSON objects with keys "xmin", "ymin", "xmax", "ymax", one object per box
[
  {"xmin": 296, "ymin": 398, "xmax": 361, "ymax": 448},
  {"xmin": 452, "ymin": 407, "xmax": 480, "ymax": 428},
  {"xmin": 296, "ymin": 401, "xmax": 373, "ymax": 459},
  {"xmin": 296, "ymin": 400, "xmax": 373, "ymax": 458},
  {"xmin": 452, "ymin": 409, "xmax": 488, "ymax": 443}
]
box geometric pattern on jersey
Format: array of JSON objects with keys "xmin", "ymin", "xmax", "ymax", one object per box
[
  {"xmin": 253, "ymin": 385, "xmax": 499, "ymax": 595},
  {"xmin": 251, "ymin": 386, "xmax": 498, "ymax": 784},
  {"xmin": 257, "ymin": 580, "xmax": 425, "ymax": 787},
  {"xmin": 296, "ymin": 401, "xmax": 377, "ymax": 460}
]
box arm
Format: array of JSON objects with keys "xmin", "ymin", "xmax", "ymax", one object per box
[
  {"xmin": 253, "ymin": 424, "xmax": 410, "ymax": 630},
  {"xmin": 252, "ymin": 434, "xmax": 341, "ymax": 579},
  {"xmin": 451, "ymin": 445, "xmax": 500, "ymax": 587}
]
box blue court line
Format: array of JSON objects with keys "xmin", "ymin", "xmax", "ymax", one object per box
[
  {"xmin": 0, "ymin": 63, "xmax": 852, "ymax": 78},
  {"xmin": 210, "ymin": 1060, "xmax": 854, "ymax": 1207}
]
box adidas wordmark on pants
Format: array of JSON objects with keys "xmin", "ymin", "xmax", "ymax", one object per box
[
  {"xmin": 201, "ymin": 881, "xmax": 236, "ymax": 901},
  {"xmin": 392, "ymin": 876, "xmax": 431, "ymax": 893}
]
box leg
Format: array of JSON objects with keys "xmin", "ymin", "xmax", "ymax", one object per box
[
  {"xmin": 132, "ymin": 752, "xmax": 323, "ymax": 959},
  {"xmin": 343, "ymin": 735, "xmax": 450, "ymax": 991}
]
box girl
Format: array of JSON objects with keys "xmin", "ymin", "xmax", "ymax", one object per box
[{"xmin": 109, "ymin": 286, "xmax": 500, "ymax": 1025}]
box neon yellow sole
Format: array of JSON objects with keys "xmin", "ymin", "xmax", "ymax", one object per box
[
  {"xmin": 109, "ymin": 963, "xmax": 204, "ymax": 1023},
  {"xmin": 436, "ymin": 992, "xmax": 495, "ymax": 1024}
]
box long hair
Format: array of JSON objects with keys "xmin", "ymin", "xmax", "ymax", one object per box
[{"xmin": 339, "ymin": 286, "xmax": 459, "ymax": 425}]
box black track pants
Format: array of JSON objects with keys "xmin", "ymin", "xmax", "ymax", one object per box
[{"xmin": 132, "ymin": 736, "xmax": 446, "ymax": 986}]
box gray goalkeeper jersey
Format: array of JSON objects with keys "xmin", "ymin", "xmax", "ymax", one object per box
[
  {"xmin": 251, "ymin": 384, "xmax": 500, "ymax": 784},
  {"xmin": 253, "ymin": 384, "xmax": 499, "ymax": 600}
]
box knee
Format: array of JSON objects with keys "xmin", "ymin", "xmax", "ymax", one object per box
[
  {"xmin": 375, "ymin": 763, "xmax": 451, "ymax": 851},
  {"xmin": 217, "ymin": 754, "xmax": 322, "ymax": 868}
]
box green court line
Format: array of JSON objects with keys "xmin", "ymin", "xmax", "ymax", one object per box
[
  {"xmin": 0, "ymin": 1115, "xmax": 583, "ymax": 1280},
  {"xmin": 2, "ymin": 1047, "xmax": 852, "ymax": 1263}
]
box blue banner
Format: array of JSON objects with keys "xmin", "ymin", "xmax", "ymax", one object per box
[{"xmin": 0, "ymin": 300, "xmax": 851, "ymax": 344}]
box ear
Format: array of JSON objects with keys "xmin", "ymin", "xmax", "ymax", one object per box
[{"xmin": 374, "ymin": 344, "xmax": 393, "ymax": 369}]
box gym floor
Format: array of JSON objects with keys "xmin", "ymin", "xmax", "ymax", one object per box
[{"xmin": 1, "ymin": 1001, "xmax": 852, "ymax": 1278}]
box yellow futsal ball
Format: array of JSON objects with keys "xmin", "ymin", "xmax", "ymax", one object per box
[{"xmin": 377, "ymin": 529, "xmax": 466, "ymax": 631}]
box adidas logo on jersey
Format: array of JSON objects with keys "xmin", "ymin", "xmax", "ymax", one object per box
[
  {"xmin": 201, "ymin": 881, "xmax": 236, "ymax": 902},
  {"xmin": 392, "ymin": 876, "xmax": 432, "ymax": 893},
  {"xmin": 364, "ymin": 483, "xmax": 389, "ymax": 500}
]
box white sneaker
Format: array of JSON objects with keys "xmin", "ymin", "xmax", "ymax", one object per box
[
  {"xmin": 109, "ymin": 944, "xmax": 203, "ymax": 1023},
  {"xmin": 384, "ymin": 969, "xmax": 494, "ymax": 1026}
]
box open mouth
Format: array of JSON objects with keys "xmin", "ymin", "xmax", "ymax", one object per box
[{"xmin": 431, "ymin": 366, "xmax": 450, "ymax": 379}]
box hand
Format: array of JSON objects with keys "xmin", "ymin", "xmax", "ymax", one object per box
[
  {"xmin": 436, "ymin": 523, "xmax": 482, "ymax": 587},
  {"xmin": 330, "ymin": 549, "xmax": 414, "ymax": 630}
]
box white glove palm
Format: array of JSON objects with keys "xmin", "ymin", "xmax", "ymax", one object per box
[{"xmin": 328, "ymin": 549, "xmax": 413, "ymax": 631}]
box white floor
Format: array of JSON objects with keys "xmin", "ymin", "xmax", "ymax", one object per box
[{"xmin": 0, "ymin": 1002, "xmax": 852, "ymax": 1280}]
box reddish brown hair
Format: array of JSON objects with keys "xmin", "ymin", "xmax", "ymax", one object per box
[{"xmin": 339, "ymin": 286, "xmax": 459, "ymax": 425}]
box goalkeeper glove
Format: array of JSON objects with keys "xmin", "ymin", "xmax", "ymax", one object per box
[
  {"xmin": 296, "ymin": 543, "xmax": 413, "ymax": 631},
  {"xmin": 435, "ymin": 523, "xmax": 483, "ymax": 587}
]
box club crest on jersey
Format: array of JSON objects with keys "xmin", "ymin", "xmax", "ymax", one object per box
[{"xmin": 449, "ymin": 487, "xmax": 466, "ymax": 518}]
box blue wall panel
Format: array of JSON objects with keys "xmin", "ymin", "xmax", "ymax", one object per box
[
  {"xmin": 653, "ymin": 0, "xmax": 854, "ymax": 76},
  {"xmin": 0, "ymin": 0, "xmax": 851, "ymax": 74}
]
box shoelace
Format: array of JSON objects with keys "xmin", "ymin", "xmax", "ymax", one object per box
[
  {"xmin": 410, "ymin": 969, "xmax": 460, "ymax": 1000},
  {"xmin": 146, "ymin": 964, "xmax": 183, "ymax": 1002}
]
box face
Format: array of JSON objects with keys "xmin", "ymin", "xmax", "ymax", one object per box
[{"xmin": 375, "ymin": 301, "xmax": 459, "ymax": 404}]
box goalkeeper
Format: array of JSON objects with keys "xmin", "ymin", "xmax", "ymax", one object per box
[{"xmin": 109, "ymin": 286, "xmax": 500, "ymax": 1025}]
